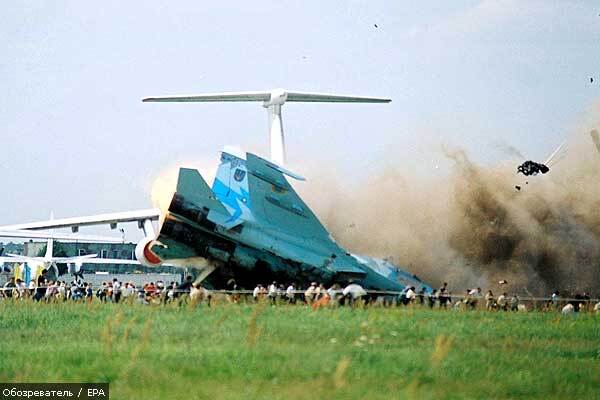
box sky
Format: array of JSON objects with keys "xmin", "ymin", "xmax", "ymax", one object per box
[{"xmin": 1, "ymin": 0, "xmax": 599, "ymax": 239}]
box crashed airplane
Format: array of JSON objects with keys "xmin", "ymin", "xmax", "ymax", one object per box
[
  {"xmin": 1, "ymin": 89, "xmax": 430, "ymax": 293},
  {"xmin": 145, "ymin": 148, "xmax": 428, "ymax": 291}
]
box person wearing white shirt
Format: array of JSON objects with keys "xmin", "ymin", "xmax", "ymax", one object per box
[
  {"xmin": 286, "ymin": 284, "xmax": 296, "ymax": 304},
  {"xmin": 405, "ymin": 286, "xmax": 417, "ymax": 303},
  {"xmin": 268, "ymin": 282, "xmax": 277, "ymax": 304},
  {"xmin": 253, "ymin": 284, "xmax": 262, "ymax": 302}
]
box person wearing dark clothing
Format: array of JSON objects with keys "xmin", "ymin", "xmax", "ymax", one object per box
[
  {"xmin": 34, "ymin": 269, "xmax": 48, "ymax": 301},
  {"xmin": 428, "ymin": 290, "xmax": 437, "ymax": 308},
  {"xmin": 174, "ymin": 276, "xmax": 193, "ymax": 298},
  {"xmin": 3, "ymin": 277, "xmax": 16, "ymax": 298},
  {"xmin": 438, "ymin": 282, "xmax": 450, "ymax": 308},
  {"xmin": 417, "ymin": 287, "xmax": 426, "ymax": 305}
]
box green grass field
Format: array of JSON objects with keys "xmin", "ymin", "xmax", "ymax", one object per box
[{"xmin": 0, "ymin": 301, "xmax": 598, "ymax": 400}]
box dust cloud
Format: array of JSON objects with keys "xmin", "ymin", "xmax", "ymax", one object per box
[
  {"xmin": 300, "ymin": 127, "xmax": 600, "ymax": 295},
  {"xmin": 147, "ymin": 120, "xmax": 600, "ymax": 295}
]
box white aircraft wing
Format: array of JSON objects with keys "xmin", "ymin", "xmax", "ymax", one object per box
[
  {"xmin": 75, "ymin": 258, "xmax": 143, "ymax": 265},
  {"xmin": 77, "ymin": 258, "xmax": 179, "ymax": 268},
  {"xmin": 1, "ymin": 255, "xmax": 46, "ymax": 263},
  {"xmin": 0, "ymin": 230, "xmax": 123, "ymax": 243},
  {"xmin": 0, "ymin": 209, "xmax": 161, "ymax": 232},
  {"xmin": 52, "ymin": 254, "xmax": 98, "ymax": 263}
]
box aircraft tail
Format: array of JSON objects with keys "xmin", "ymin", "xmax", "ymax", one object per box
[
  {"xmin": 167, "ymin": 167, "xmax": 232, "ymax": 228},
  {"xmin": 151, "ymin": 165, "xmax": 238, "ymax": 262},
  {"xmin": 210, "ymin": 148, "xmax": 253, "ymax": 226},
  {"xmin": 45, "ymin": 237, "xmax": 54, "ymax": 259},
  {"xmin": 45, "ymin": 212, "xmax": 54, "ymax": 259}
]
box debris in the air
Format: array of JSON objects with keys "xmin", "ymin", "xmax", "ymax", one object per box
[
  {"xmin": 591, "ymin": 77, "xmax": 594, "ymax": 83},
  {"xmin": 499, "ymin": 280, "xmax": 508, "ymax": 285},
  {"xmin": 590, "ymin": 130, "xmax": 600, "ymax": 155},
  {"xmin": 374, "ymin": 24, "xmax": 378, "ymax": 28},
  {"xmin": 517, "ymin": 160, "xmax": 550, "ymax": 176},
  {"xmin": 515, "ymin": 141, "xmax": 567, "ymax": 187}
]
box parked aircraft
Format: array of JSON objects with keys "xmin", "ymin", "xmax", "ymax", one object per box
[{"xmin": 0, "ymin": 231, "xmax": 124, "ymax": 280}]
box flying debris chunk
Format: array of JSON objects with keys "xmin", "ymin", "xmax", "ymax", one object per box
[
  {"xmin": 514, "ymin": 141, "xmax": 567, "ymax": 188},
  {"xmin": 591, "ymin": 77, "xmax": 594, "ymax": 83},
  {"xmin": 517, "ymin": 160, "xmax": 549, "ymax": 176},
  {"xmin": 374, "ymin": 24, "xmax": 379, "ymax": 28},
  {"xmin": 590, "ymin": 130, "xmax": 600, "ymax": 155},
  {"xmin": 499, "ymin": 280, "xmax": 508, "ymax": 285}
]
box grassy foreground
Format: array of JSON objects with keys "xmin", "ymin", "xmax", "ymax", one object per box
[{"xmin": 0, "ymin": 301, "xmax": 598, "ymax": 400}]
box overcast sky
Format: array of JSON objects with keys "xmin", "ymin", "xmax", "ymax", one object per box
[{"xmin": 1, "ymin": 1, "xmax": 599, "ymax": 238}]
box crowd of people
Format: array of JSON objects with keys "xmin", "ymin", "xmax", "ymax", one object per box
[
  {"xmin": 0, "ymin": 269, "xmax": 202, "ymax": 305},
  {"xmin": 1, "ymin": 270, "xmax": 599, "ymax": 313},
  {"xmin": 250, "ymin": 281, "xmax": 600, "ymax": 313}
]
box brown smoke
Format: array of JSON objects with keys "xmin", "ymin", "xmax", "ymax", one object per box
[{"xmin": 298, "ymin": 126, "xmax": 600, "ymax": 295}]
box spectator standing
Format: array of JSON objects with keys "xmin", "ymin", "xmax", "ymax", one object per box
[
  {"xmin": 304, "ymin": 282, "xmax": 317, "ymax": 304},
  {"xmin": 485, "ymin": 290, "xmax": 495, "ymax": 310},
  {"xmin": 268, "ymin": 281, "xmax": 278, "ymax": 304},
  {"xmin": 427, "ymin": 289, "xmax": 437, "ymax": 308},
  {"xmin": 417, "ymin": 287, "xmax": 426, "ymax": 305},
  {"xmin": 175, "ymin": 276, "xmax": 193, "ymax": 300},
  {"xmin": 497, "ymin": 292, "xmax": 508, "ymax": 311},
  {"xmin": 113, "ymin": 279, "xmax": 122, "ymax": 303},
  {"xmin": 551, "ymin": 290, "xmax": 560, "ymax": 310},
  {"xmin": 404, "ymin": 286, "xmax": 416, "ymax": 305},
  {"xmin": 34, "ymin": 269, "xmax": 48, "ymax": 301},
  {"xmin": 253, "ymin": 284, "xmax": 262, "ymax": 302},
  {"xmin": 438, "ymin": 282, "xmax": 450, "ymax": 308},
  {"xmin": 15, "ymin": 279, "xmax": 26, "ymax": 299},
  {"xmin": 327, "ymin": 283, "xmax": 341, "ymax": 304},
  {"xmin": 3, "ymin": 277, "xmax": 16, "ymax": 299},
  {"xmin": 286, "ymin": 283, "xmax": 296, "ymax": 304},
  {"xmin": 467, "ymin": 287, "xmax": 482, "ymax": 309}
]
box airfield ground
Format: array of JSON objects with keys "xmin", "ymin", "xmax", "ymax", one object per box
[{"xmin": 0, "ymin": 302, "xmax": 598, "ymax": 400}]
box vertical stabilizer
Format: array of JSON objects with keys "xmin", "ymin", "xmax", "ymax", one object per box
[
  {"xmin": 45, "ymin": 212, "xmax": 54, "ymax": 260},
  {"xmin": 211, "ymin": 149, "xmax": 253, "ymax": 225}
]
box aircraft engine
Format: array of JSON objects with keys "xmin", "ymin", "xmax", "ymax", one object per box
[{"xmin": 135, "ymin": 237, "xmax": 163, "ymax": 267}]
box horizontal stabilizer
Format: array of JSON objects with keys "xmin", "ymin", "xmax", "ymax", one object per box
[
  {"xmin": 286, "ymin": 91, "xmax": 391, "ymax": 103},
  {"xmin": 143, "ymin": 88, "xmax": 391, "ymax": 166},
  {"xmin": 143, "ymin": 89, "xmax": 391, "ymax": 104}
]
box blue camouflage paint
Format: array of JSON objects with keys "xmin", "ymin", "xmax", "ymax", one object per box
[{"xmin": 212, "ymin": 178, "xmax": 251, "ymax": 223}]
